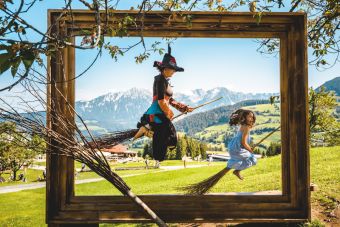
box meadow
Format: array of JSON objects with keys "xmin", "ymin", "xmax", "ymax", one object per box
[{"xmin": 0, "ymin": 146, "xmax": 339, "ymax": 226}]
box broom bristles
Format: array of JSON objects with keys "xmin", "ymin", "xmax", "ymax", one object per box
[
  {"xmin": 0, "ymin": 79, "xmax": 168, "ymax": 226},
  {"xmin": 87, "ymin": 129, "xmax": 139, "ymax": 149},
  {"xmin": 181, "ymin": 168, "xmax": 229, "ymax": 195}
]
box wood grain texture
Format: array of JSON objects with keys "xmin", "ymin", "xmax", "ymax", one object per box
[{"xmin": 46, "ymin": 10, "xmax": 309, "ymax": 225}]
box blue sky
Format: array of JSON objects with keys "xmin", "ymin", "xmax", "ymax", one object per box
[
  {"xmin": 0, "ymin": 1, "xmax": 339, "ymax": 101},
  {"xmin": 75, "ymin": 37, "xmax": 282, "ymax": 100}
]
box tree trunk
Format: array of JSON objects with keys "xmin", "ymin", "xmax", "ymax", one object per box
[
  {"xmin": 11, "ymin": 162, "xmax": 20, "ymax": 181},
  {"xmin": 12, "ymin": 169, "xmax": 17, "ymax": 181}
]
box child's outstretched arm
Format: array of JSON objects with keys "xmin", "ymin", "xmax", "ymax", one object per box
[
  {"xmin": 169, "ymin": 98, "xmax": 194, "ymax": 113},
  {"xmin": 241, "ymin": 126, "xmax": 253, "ymax": 153}
]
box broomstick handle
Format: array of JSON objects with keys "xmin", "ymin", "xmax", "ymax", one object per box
[
  {"xmin": 192, "ymin": 96, "xmax": 223, "ymax": 110},
  {"xmin": 252, "ymin": 126, "xmax": 281, "ymax": 149},
  {"xmin": 127, "ymin": 190, "xmax": 167, "ymax": 227},
  {"xmin": 172, "ymin": 97, "xmax": 223, "ymax": 120}
]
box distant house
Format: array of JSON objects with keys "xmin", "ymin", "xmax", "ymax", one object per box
[{"xmin": 102, "ymin": 144, "xmax": 137, "ymax": 159}]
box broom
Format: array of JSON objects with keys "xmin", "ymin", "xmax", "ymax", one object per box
[
  {"xmin": 87, "ymin": 129, "xmax": 139, "ymax": 149},
  {"xmin": 181, "ymin": 126, "xmax": 281, "ymax": 195},
  {"xmin": 0, "ymin": 108, "xmax": 166, "ymax": 226},
  {"xmin": 0, "ymin": 82, "xmax": 167, "ymax": 226},
  {"xmin": 91, "ymin": 97, "xmax": 223, "ymax": 149}
]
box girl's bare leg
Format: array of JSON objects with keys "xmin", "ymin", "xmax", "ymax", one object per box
[
  {"xmin": 155, "ymin": 160, "xmax": 160, "ymax": 168},
  {"xmin": 133, "ymin": 125, "xmax": 153, "ymax": 141},
  {"xmin": 233, "ymin": 170, "xmax": 244, "ymax": 180},
  {"xmin": 133, "ymin": 126, "xmax": 147, "ymax": 140}
]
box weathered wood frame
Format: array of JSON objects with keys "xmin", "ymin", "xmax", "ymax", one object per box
[{"xmin": 47, "ymin": 10, "xmax": 310, "ymax": 226}]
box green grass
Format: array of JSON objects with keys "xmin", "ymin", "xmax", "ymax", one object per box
[
  {"xmin": 32, "ymin": 160, "xmax": 46, "ymax": 166},
  {"xmin": 254, "ymin": 115, "xmax": 280, "ymax": 125},
  {"xmin": 151, "ymin": 160, "xmax": 221, "ymax": 166},
  {"xmin": 309, "ymin": 146, "xmax": 340, "ymax": 213},
  {"xmin": 247, "ymin": 103, "xmax": 280, "ymax": 113},
  {"xmin": 251, "ymin": 131, "xmax": 281, "ymax": 147},
  {"xmin": 77, "ymin": 122, "xmax": 108, "ymax": 133},
  {"xmin": 33, "ymin": 160, "xmax": 83, "ymax": 169},
  {"xmin": 111, "ymin": 160, "xmax": 220, "ymax": 168},
  {"xmin": 0, "ymin": 169, "xmax": 44, "ymax": 187},
  {"xmin": 254, "ymin": 122, "xmax": 280, "ymax": 129},
  {"xmin": 75, "ymin": 154, "xmax": 281, "ymax": 195},
  {"xmin": 0, "ymin": 166, "xmax": 165, "ymax": 187},
  {"xmin": 205, "ymin": 123, "xmax": 231, "ymax": 131},
  {"xmin": 74, "ymin": 171, "xmax": 102, "ymax": 180},
  {"xmin": 0, "ymin": 187, "xmax": 46, "ymax": 227},
  {"xmin": 33, "ymin": 160, "xmax": 217, "ymax": 169},
  {"xmin": 0, "ymin": 146, "xmax": 339, "ymax": 226},
  {"xmin": 75, "ymin": 168, "xmax": 163, "ymax": 181},
  {"xmin": 194, "ymin": 123, "xmax": 231, "ymax": 139}
]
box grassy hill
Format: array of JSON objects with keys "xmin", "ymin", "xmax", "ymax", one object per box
[
  {"xmin": 316, "ymin": 76, "xmax": 340, "ymax": 96},
  {"xmin": 0, "ymin": 146, "xmax": 339, "ymax": 226},
  {"xmin": 174, "ymin": 99, "xmax": 271, "ymax": 135},
  {"xmin": 194, "ymin": 103, "xmax": 281, "ymax": 151}
]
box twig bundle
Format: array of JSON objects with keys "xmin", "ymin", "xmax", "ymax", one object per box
[
  {"xmin": 88, "ymin": 129, "xmax": 139, "ymax": 149},
  {"xmin": 0, "ymin": 80, "xmax": 167, "ymax": 227},
  {"xmin": 180, "ymin": 167, "xmax": 230, "ymax": 195}
]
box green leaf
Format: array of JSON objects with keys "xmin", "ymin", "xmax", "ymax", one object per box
[
  {"xmin": 22, "ymin": 59, "xmax": 34, "ymax": 70},
  {"xmin": 110, "ymin": 29, "xmax": 116, "ymax": 36},
  {"xmin": 0, "ymin": 53, "xmax": 11, "ymax": 65},
  {"xmin": 0, "ymin": 59, "xmax": 11, "ymax": 74},
  {"xmin": 10, "ymin": 57, "xmax": 20, "ymax": 77},
  {"xmin": 254, "ymin": 12, "xmax": 263, "ymax": 25},
  {"xmin": 0, "ymin": 53, "xmax": 12, "ymax": 74},
  {"xmin": 20, "ymin": 49, "xmax": 35, "ymax": 70}
]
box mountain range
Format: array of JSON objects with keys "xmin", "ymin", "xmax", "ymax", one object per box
[
  {"xmin": 75, "ymin": 87, "xmax": 276, "ymax": 131},
  {"xmin": 8, "ymin": 77, "xmax": 337, "ymax": 135},
  {"xmin": 317, "ymin": 76, "xmax": 340, "ymax": 96}
]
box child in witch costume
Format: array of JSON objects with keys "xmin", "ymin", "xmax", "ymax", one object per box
[{"xmin": 133, "ymin": 46, "xmax": 193, "ymax": 167}]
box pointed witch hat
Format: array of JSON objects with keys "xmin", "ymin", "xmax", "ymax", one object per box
[{"xmin": 153, "ymin": 44, "xmax": 184, "ymax": 72}]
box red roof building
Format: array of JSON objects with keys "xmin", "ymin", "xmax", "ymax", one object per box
[{"xmin": 102, "ymin": 144, "xmax": 137, "ymax": 158}]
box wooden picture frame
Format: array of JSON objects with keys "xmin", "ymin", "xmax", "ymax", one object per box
[{"xmin": 47, "ymin": 10, "xmax": 310, "ymax": 226}]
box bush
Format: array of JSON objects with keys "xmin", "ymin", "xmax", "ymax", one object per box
[
  {"xmin": 266, "ymin": 142, "xmax": 281, "ymax": 156},
  {"xmin": 142, "ymin": 142, "xmax": 153, "ymax": 159},
  {"xmin": 300, "ymin": 219, "xmax": 325, "ymax": 227}
]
